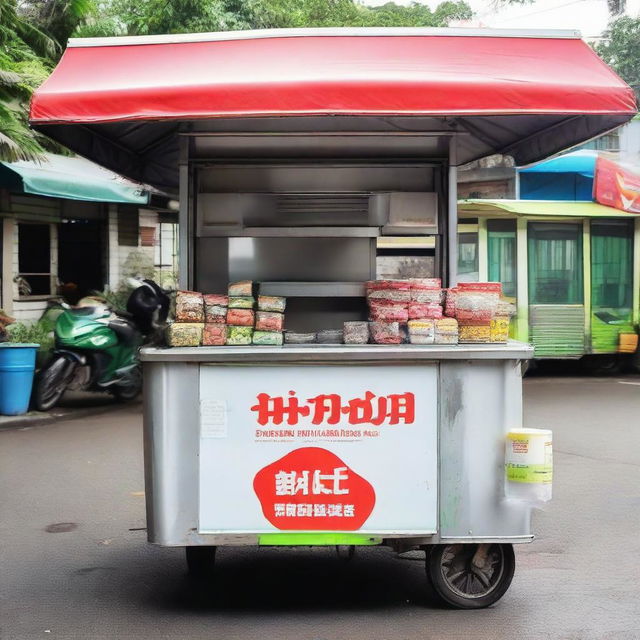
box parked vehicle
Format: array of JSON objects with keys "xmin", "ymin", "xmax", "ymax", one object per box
[
  {"xmin": 33, "ymin": 279, "xmax": 169, "ymax": 411},
  {"xmin": 457, "ymin": 200, "xmax": 640, "ymax": 374}
]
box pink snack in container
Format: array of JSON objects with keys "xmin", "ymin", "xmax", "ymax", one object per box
[
  {"xmin": 255, "ymin": 311, "xmax": 284, "ymax": 332},
  {"xmin": 367, "ymin": 288, "xmax": 412, "ymax": 303},
  {"xmin": 203, "ymin": 294, "xmax": 228, "ymax": 323},
  {"xmin": 369, "ymin": 321, "xmax": 402, "ymax": 344},
  {"xmin": 409, "ymin": 278, "xmax": 442, "ymax": 290},
  {"xmin": 409, "ymin": 303, "xmax": 443, "ymax": 319},
  {"xmin": 366, "ymin": 280, "xmax": 412, "ymax": 291},
  {"xmin": 226, "ymin": 308, "xmax": 255, "ymax": 327},
  {"xmin": 202, "ymin": 323, "xmax": 227, "ymax": 346},
  {"xmin": 203, "ymin": 294, "xmax": 228, "ymax": 307},
  {"xmin": 175, "ymin": 290, "xmax": 204, "ymax": 323},
  {"xmin": 369, "ymin": 302, "xmax": 409, "ymax": 323},
  {"xmin": 444, "ymin": 288, "xmax": 458, "ymax": 317},
  {"xmin": 411, "ymin": 288, "xmax": 442, "ymax": 304}
]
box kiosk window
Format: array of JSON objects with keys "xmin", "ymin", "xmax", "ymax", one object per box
[
  {"xmin": 591, "ymin": 220, "xmax": 633, "ymax": 309},
  {"xmin": 528, "ymin": 223, "xmax": 583, "ymax": 304},
  {"xmin": 487, "ymin": 220, "xmax": 517, "ymax": 298},
  {"xmin": 457, "ymin": 232, "xmax": 478, "ymax": 282}
]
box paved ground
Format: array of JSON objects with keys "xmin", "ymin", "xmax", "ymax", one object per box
[
  {"xmin": 1, "ymin": 376, "xmax": 639, "ymax": 640},
  {"xmin": 0, "ymin": 391, "xmax": 136, "ymax": 431}
]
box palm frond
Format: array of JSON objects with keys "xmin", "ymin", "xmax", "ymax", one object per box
[{"xmin": 0, "ymin": 69, "xmax": 22, "ymax": 86}]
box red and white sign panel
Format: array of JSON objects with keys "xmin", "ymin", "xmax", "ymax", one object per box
[
  {"xmin": 198, "ymin": 365, "xmax": 438, "ymax": 534},
  {"xmin": 594, "ymin": 156, "xmax": 640, "ymax": 213}
]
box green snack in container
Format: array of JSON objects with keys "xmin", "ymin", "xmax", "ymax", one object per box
[
  {"xmin": 228, "ymin": 296, "xmax": 255, "ymax": 309},
  {"xmin": 226, "ymin": 325, "xmax": 253, "ymax": 345},
  {"xmin": 252, "ymin": 330, "xmax": 284, "ymax": 346},
  {"xmin": 166, "ymin": 322, "xmax": 203, "ymax": 347}
]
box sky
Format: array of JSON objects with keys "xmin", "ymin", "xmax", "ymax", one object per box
[{"xmin": 363, "ymin": 0, "xmax": 640, "ymax": 40}]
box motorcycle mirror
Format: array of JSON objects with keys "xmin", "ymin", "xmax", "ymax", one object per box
[{"xmin": 126, "ymin": 277, "xmax": 144, "ymax": 289}]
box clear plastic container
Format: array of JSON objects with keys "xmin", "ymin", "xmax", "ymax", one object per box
[{"xmin": 343, "ymin": 321, "xmax": 369, "ymax": 344}]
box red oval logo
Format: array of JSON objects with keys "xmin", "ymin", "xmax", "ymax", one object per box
[{"xmin": 253, "ymin": 447, "xmax": 376, "ymax": 531}]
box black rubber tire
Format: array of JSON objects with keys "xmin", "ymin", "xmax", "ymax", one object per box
[
  {"xmin": 110, "ymin": 366, "xmax": 142, "ymax": 402},
  {"xmin": 580, "ymin": 355, "xmax": 621, "ymax": 376},
  {"xmin": 185, "ymin": 546, "xmax": 216, "ymax": 578},
  {"xmin": 33, "ymin": 356, "xmax": 72, "ymax": 411},
  {"xmin": 426, "ymin": 543, "xmax": 515, "ymax": 609}
]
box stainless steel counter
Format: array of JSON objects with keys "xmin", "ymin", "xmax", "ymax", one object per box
[{"xmin": 140, "ymin": 340, "xmax": 533, "ymax": 363}]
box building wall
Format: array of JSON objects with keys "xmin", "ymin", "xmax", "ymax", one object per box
[{"xmin": 619, "ymin": 119, "xmax": 640, "ymax": 158}]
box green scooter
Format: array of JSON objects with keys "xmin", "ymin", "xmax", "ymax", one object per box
[{"xmin": 34, "ymin": 279, "xmax": 169, "ymax": 411}]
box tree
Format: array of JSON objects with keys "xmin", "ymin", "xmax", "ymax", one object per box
[
  {"xmin": 596, "ymin": 16, "xmax": 640, "ymax": 102},
  {"xmin": 0, "ymin": 0, "xmax": 57, "ymax": 161},
  {"xmin": 75, "ymin": 0, "xmax": 474, "ymax": 37}
]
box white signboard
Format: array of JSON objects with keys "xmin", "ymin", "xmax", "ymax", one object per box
[{"xmin": 198, "ymin": 365, "xmax": 438, "ymax": 534}]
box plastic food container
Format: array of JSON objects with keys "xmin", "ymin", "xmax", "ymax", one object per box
[
  {"xmin": 410, "ymin": 289, "xmax": 443, "ymax": 304},
  {"xmin": 490, "ymin": 316, "xmax": 510, "ymax": 343},
  {"xmin": 434, "ymin": 318, "xmax": 459, "ymax": 344},
  {"xmin": 367, "ymin": 289, "xmax": 412, "ymax": 303},
  {"xmin": 285, "ymin": 331, "xmax": 317, "ymax": 344},
  {"xmin": 204, "ymin": 303, "xmax": 227, "ymax": 324},
  {"xmin": 257, "ymin": 296, "xmax": 286, "ymax": 313},
  {"xmin": 459, "ymin": 325, "xmax": 491, "ymax": 343},
  {"xmin": 407, "ymin": 319, "xmax": 435, "ymax": 344},
  {"xmin": 166, "ymin": 322, "xmax": 203, "ymax": 347},
  {"xmin": 202, "ymin": 323, "xmax": 227, "ymax": 346},
  {"xmin": 369, "ymin": 322, "xmax": 402, "ymax": 345},
  {"xmin": 203, "ymin": 294, "xmax": 228, "ymax": 307},
  {"xmin": 409, "ymin": 278, "xmax": 442, "ymax": 289},
  {"xmin": 228, "ymin": 296, "xmax": 255, "ymax": 309},
  {"xmin": 255, "ymin": 311, "xmax": 284, "ymax": 332},
  {"xmin": 228, "ymin": 280, "xmax": 253, "ymax": 297},
  {"xmin": 317, "ymin": 329, "xmax": 343, "ymax": 344},
  {"xmin": 343, "ymin": 321, "xmax": 369, "ymax": 344},
  {"xmin": 226, "ymin": 326, "xmax": 253, "ymax": 345},
  {"xmin": 369, "ymin": 303, "xmax": 409, "ymax": 323},
  {"xmin": 444, "ymin": 287, "xmax": 458, "ymax": 317},
  {"xmin": 408, "ymin": 303, "xmax": 443, "ymax": 319},
  {"xmin": 366, "ymin": 280, "xmax": 412, "ymax": 291},
  {"xmin": 455, "ymin": 292, "xmax": 498, "ymax": 325},
  {"xmin": 226, "ymin": 308, "xmax": 255, "ymax": 327},
  {"xmin": 175, "ymin": 291, "xmax": 204, "ymax": 323},
  {"xmin": 252, "ymin": 330, "xmax": 284, "ymax": 346}
]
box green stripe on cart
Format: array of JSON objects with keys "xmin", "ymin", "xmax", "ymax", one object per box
[{"xmin": 258, "ymin": 533, "xmax": 383, "ymax": 546}]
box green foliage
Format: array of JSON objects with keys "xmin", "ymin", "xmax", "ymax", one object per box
[
  {"xmin": 75, "ymin": 0, "xmax": 474, "ymax": 37},
  {"xmin": 5, "ymin": 319, "xmax": 54, "ymax": 351},
  {"xmin": 596, "ymin": 16, "xmax": 640, "ymax": 103}
]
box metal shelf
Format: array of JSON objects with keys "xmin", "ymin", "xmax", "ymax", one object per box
[
  {"xmin": 259, "ymin": 281, "xmax": 366, "ymax": 297},
  {"xmin": 199, "ymin": 226, "xmax": 380, "ymax": 238}
]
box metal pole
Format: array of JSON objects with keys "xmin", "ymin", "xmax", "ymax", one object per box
[
  {"xmin": 448, "ymin": 136, "xmax": 458, "ymax": 287},
  {"xmin": 178, "ymin": 136, "xmax": 190, "ymax": 289}
]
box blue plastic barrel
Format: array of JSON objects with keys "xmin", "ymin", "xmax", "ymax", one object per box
[{"xmin": 0, "ymin": 344, "xmax": 39, "ymax": 415}]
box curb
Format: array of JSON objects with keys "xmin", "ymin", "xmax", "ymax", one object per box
[{"xmin": 0, "ymin": 400, "xmax": 142, "ymax": 431}]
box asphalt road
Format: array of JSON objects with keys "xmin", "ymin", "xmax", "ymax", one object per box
[{"xmin": 1, "ymin": 376, "xmax": 640, "ymax": 640}]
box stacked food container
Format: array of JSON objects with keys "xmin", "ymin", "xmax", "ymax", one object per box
[{"xmin": 166, "ymin": 278, "xmax": 515, "ymax": 347}]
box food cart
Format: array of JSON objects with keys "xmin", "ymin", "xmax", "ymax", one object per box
[{"xmin": 30, "ymin": 27, "xmax": 637, "ymax": 608}]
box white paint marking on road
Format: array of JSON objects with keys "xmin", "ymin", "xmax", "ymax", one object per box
[{"xmin": 618, "ymin": 381, "xmax": 640, "ymax": 386}]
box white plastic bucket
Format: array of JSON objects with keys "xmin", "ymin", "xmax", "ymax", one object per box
[{"xmin": 505, "ymin": 428, "xmax": 553, "ymax": 502}]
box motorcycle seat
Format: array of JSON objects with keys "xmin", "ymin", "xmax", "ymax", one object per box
[{"xmin": 107, "ymin": 318, "xmax": 138, "ymax": 347}]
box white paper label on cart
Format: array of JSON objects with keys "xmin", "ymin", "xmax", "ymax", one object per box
[
  {"xmin": 200, "ymin": 398, "xmax": 228, "ymax": 438},
  {"xmin": 198, "ymin": 365, "xmax": 438, "ymax": 534}
]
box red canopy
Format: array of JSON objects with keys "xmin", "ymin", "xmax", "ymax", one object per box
[{"xmin": 30, "ymin": 28, "xmax": 637, "ymax": 190}]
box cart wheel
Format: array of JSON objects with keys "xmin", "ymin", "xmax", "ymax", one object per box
[
  {"xmin": 335, "ymin": 545, "xmax": 356, "ymax": 562},
  {"xmin": 185, "ymin": 546, "xmax": 216, "ymax": 578},
  {"xmin": 426, "ymin": 543, "xmax": 515, "ymax": 609}
]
